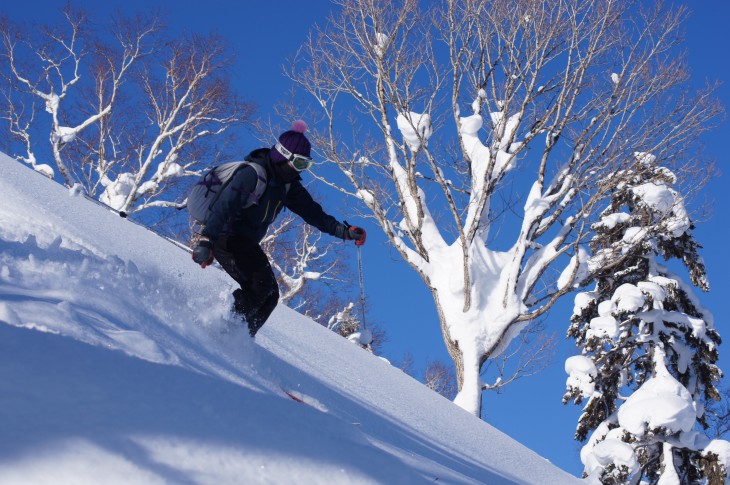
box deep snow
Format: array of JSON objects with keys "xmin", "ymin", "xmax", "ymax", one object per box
[{"xmin": 0, "ymin": 153, "xmax": 581, "ymax": 484}]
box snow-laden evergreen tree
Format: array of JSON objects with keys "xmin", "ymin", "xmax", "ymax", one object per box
[{"xmin": 563, "ymin": 153, "xmax": 728, "ymax": 484}]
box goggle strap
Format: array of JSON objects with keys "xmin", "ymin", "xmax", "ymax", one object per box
[{"xmin": 275, "ymin": 142, "xmax": 294, "ymax": 160}]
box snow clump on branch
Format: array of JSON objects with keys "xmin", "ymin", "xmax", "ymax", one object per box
[
  {"xmin": 396, "ymin": 112, "xmax": 432, "ymax": 152},
  {"xmin": 374, "ymin": 32, "xmax": 388, "ymax": 59}
]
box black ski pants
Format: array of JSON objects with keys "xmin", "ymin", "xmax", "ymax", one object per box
[{"xmin": 213, "ymin": 235, "xmax": 279, "ymax": 336}]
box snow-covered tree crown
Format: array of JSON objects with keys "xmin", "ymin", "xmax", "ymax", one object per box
[{"xmin": 288, "ymin": 0, "xmax": 722, "ymax": 419}]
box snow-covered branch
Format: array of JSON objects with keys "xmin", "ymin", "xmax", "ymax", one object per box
[
  {"xmin": 112, "ymin": 33, "xmax": 250, "ymax": 215},
  {"xmin": 261, "ymin": 211, "xmax": 341, "ymax": 307},
  {"xmin": 289, "ymin": 0, "xmax": 721, "ymax": 419},
  {"xmin": 1, "ymin": 8, "xmax": 253, "ymax": 219}
]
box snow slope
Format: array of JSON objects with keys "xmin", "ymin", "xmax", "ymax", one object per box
[{"xmin": 0, "ymin": 153, "xmax": 581, "ymax": 485}]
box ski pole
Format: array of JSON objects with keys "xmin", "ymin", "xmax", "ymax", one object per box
[{"xmin": 356, "ymin": 244, "xmax": 367, "ymax": 330}]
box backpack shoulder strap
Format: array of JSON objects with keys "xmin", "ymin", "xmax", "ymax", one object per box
[{"xmin": 240, "ymin": 161, "xmax": 268, "ymax": 208}]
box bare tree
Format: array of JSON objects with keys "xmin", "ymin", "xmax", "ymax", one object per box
[
  {"xmin": 1, "ymin": 5, "xmax": 253, "ymax": 217},
  {"xmin": 480, "ymin": 321, "xmax": 556, "ymax": 392},
  {"xmin": 112, "ymin": 32, "xmax": 253, "ymax": 216},
  {"xmin": 288, "ymin": 0, "xmax": 722, "ymax": 416},
  {"xmin": 1, "ymin": 6, "xmax": 157, "ymax": 183},
  {"xmin": 399, "ymin": 352, "xmax": 416, "ymax": 377},
  {"xmin": 261, "ymin": 210, "xmax": 345, "ymax": 305},
  {"xmin": 424, "ymin": 360, "xmax": 458, "ymax": 400},
  {"xmin": 258, "ymin": 200, "xmax": 390, "ymax": 352}
]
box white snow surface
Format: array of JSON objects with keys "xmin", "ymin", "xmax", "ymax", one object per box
[
  {"xmin": 586, "ymin": 315, "xmax": 619, "ymax": 340},
  {"xmin": 704, "ymin": 439, "xmax": 730, "ymax": 469},
  {"xmin": 617, "ymin": 368, "xmax": 697, "ymax": 438},
  {"xmin": 633, "ymin": 151, "xmax": 657, "ymax": 166},
  {"xmin": 0, "ymin": 153, "xmax": 581, "ymax": 484},
  {"xmin": 611, "ymin": 283, "xmax": 646, "ymax": 313},
  {"xmin": 631, "ymin": 183, "xmax": 675, "ymax": 215},
  {"xmin": 100, "ymin": 172, "xmax": 136, "ymax": 211},
  {"xmin": 51, "ymin": 126, "xmax": 77, "ymax": 145},
  {"xmin": 583, "ymin": 438, "xmax": 638, "ymax": 485},
  {"xmin": 565, "ymin": 355, "xmax": 597, "ymax": 398},
  {"xmin": 631, "ymin": 182, "xmax": 690, "ymax": 237},
  {"xmin": 593, "ymin": 212, "xmax": 630, "ymax": 230}
]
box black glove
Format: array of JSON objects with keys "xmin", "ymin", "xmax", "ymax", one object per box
[
  {"xmin": 343, "ymin": 221, "xmax": 366, "ymax": 246},
  {"xmin": 192, "ymin": 238, "xmax": 215, "ymax": 268}
]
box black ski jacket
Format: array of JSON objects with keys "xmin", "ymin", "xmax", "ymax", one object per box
[{"xmin": 201, "ymin": 148, "xmax": 347, "ymax": 243}]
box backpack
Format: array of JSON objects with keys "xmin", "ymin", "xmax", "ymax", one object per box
[{"xmin": 186, "ymin": 161, "xmax": 268, "ymax": 225}]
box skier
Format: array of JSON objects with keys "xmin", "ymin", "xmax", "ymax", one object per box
[{"xmin": 191, "ymin": 120, "xmax": 366, "ymax": 336}]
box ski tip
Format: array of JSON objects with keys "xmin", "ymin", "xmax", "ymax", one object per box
[{"xmin": 283, "ymin": 390, "xmax": 305, "ymax": 403}]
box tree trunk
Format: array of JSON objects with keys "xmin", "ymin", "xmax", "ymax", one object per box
[
  {"xmin": 432, "ymin": 289, "xmax": 463, "ymax": 388},
  {"xmin": 431, "ymin": 287, "xmax": 485, "ymax": 417}
]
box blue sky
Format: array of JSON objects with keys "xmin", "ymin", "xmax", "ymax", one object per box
[{"xmin": 3, "ymin": 0, "xmax": 728, "ymax": 477}]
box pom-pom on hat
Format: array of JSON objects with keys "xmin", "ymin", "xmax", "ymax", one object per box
[{"xmin": 271, "ymin": 120, "xmax": 311, "ymax": 163}]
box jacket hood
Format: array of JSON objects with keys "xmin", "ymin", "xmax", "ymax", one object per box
[{"xmin": 246, "ymin": 148, "xmax": 302, "ymax": 184}]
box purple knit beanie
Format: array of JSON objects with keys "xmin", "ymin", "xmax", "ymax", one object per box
[{"xmin": 270, "ymin": 120, "xmax": 311, "ymax": 163}]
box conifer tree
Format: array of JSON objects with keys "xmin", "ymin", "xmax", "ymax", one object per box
[{"xmin": 564, "ymin": 154, "xmax": 727, "ymax": 484}]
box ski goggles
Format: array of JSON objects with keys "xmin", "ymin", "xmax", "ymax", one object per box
[{"xmin": 275, "ymin": 142, "xmax": 313, "ymax": 172}]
